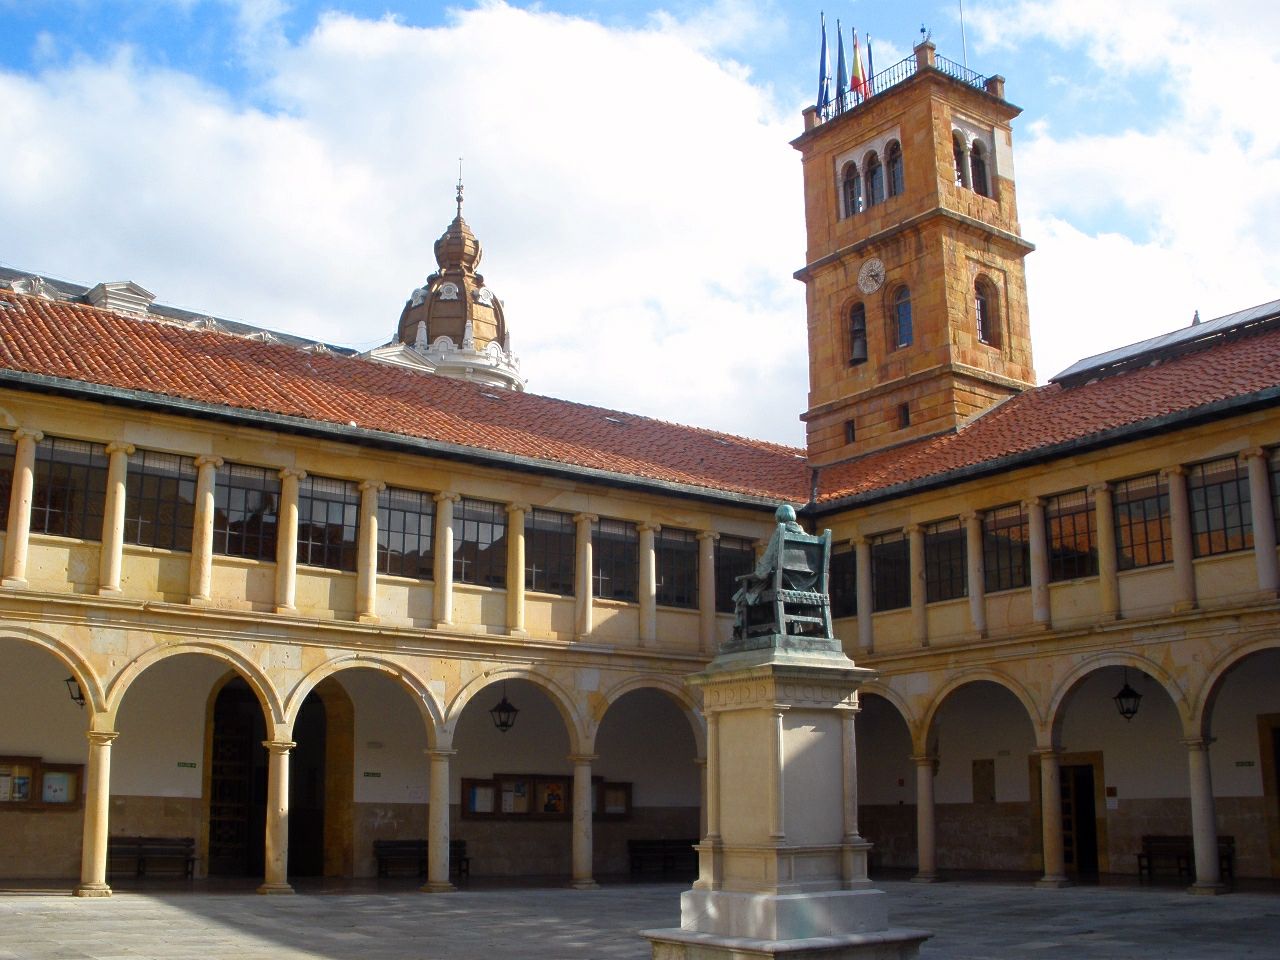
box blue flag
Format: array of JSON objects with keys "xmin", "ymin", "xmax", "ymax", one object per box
[
  {"xmin": 817, "ymin": 13, "xmax": 832, "ymax": 109},
  {"xmin": 835, "ymin": 19, "xmax": 848, "ymax": 101}
]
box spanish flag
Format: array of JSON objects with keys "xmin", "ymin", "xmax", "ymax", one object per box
[{"xmin": 852, "ymin": 28, "xmax": 870, "ymax": 99}]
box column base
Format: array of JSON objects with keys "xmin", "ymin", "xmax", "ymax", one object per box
[
  {"xmin": 571, "ymin": 878, "xmax": 600, "ymax": 890},
  {"xmin": 274, "ymin": 605, "xmax": 296, "ymax": 616},
  {"xmin": 256, "ymin": 881, "xmax": 295, "ymax": 895},
  {"xmin": 1172, "ymin": 600, "xmax": 1198, "ymax": 614},
  {"xmin": 1, "ymin": 577, "xmax": 28, "ymax": 589},
  {"xmin": 73, "ymin": 882, "xmax": 112, "ymax": 898},
  {"xmin": 1187, "ymin": 882, "xmax": 1227, "ymax": 896},
  {"xmin": 188, "ymin": 595, "xmax": 212, "ymax": 607},
  {"xmin": 98, "ymin": 586, "xmax": 123, "ymax": 597},
  {"xmin": 357, "ymin": 613, "xmax": 380, "ymax": 624},
  {"xmin": 644, "ymin": 926, "xmax": 930, "ymax": 959},
  {"xmin": 420, "ymin": 881, "xmax": 456, "ymax": 893},
  {"xmin": 1034, "ymin": 876, "xmax": 1073, "ymax": 888},
  {"xmin": 909, "ymin": 873, "xmax": 938, "ymax": 884}
]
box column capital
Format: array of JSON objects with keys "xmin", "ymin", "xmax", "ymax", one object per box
[
  {"xmin": 1161, "ymin": 463, "xmax": 1187, "ymax": 479},
  {"xmin": 195, "ymin": 455, "xmax": 224, "ymax": 469},
  {"xmin": 1033, "ymin": 745, "xmax": 1062, "ymax": 758},
  {"xmin": 1087, "ymin": 481, "xmax": 1111, "ymax": 497},
  {"xmin": 905, "ymin": 523, "xmax": 922, "ymax": 536},
  {"xmin": 696, "ymin": 530, "xmax": 720, "ymax": 543},
  {"xmin": 959, "ymin": 511, "xmax": 982, "ymax": 524},
  {"xmin": 637, "ymin": 521, "xmax": 661, "ymax": 534},
  {"xmin": 1182, "ymin": 736, "xmax": 1215, "ymax": 751},
  {"xmin": 262, "ymin": 739, "xmax": 297, "ymax": 754},
  {"xmin": 1241, "ymin": 446, "xmax": 1267, "ymax": 461},
  {"xmin": 359, "ymin": 479, "xmax": 386, "ymax": 493},
  {"xmin": 434, "ymin": 491, "xmax": 461, "ymax": 504},
  {"xmin": 105, "ymin": 441, "xmax": 135, "ymax": 456},
  {"xmin": 573, "ymin": 512, "xmax": 598, "ymax": 525},
  {"xmin": 1023, "ymin": 495, "xmax": 1044, "ymax": 509},
  {"xmin": 568, "ymin": 754, "xmax": 598, "ymax": 765},
  {"xmin": 12, "ymin": 427, "xmax": 43, "ymax": 444},
  {"xmin": 910, "ymin": 754, "xmax": 936, "ymax": 766},
  {"xmin": 86, "ymin": 730, "xmax": 119, "ymax": 746},
  {"xmin": 427, "ymin": 748, "xmax": 458, "ymax": 760},
  {"xmin": 506, "ymin": 501, "xmax": 530, "ymax": 516},
  {"xmin": 851, "ymin": 533, "xmax": 869, "ymax": 547},
  {"xmin": 278, "ymin": 467, "xmax": 306, "ymax": 481}
]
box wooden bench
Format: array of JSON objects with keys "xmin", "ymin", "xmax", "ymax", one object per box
[
  {"xmin": 1137, "ymin": 834, "xmax": 1234, "ymax": 884},
  {"xmin": 373, "ymin": 839, "xmax": 470, "ymax": 879},
  {"xmin": 107, "ymin": 836, "xmax": 196, "ymax": 879},
  {"xmin": 627, "ymin": 838, "xmax": 698, "ymax": 877}
]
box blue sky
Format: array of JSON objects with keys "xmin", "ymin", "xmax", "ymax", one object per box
[{"xmin": 1, "ymin": 1, "xmax": 1277, "ymax": 445}]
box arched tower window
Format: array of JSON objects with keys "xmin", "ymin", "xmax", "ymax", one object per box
[
  {"xmin": 952, "ymin": 133, "xmax": 969, "ymax": 189},
  {"xmin": 849, "ymin": 303, "xmax": 867, "ymax": 364},
  {"xmin": 865, "ymin": 153, "xmax": 884, "ymax": 207},
  {"xmin": 842, "ymin": 163, "xmax": 862, "ymax": 218},
  {"xmin": 886, "ymin": 141, "xmax": 904, "ymax": 198},
  {"xmin": 971, "ymin": 142, "xmax": 990, "ymax": 197},
  {"xmin": 975, "ymin": 278, "xmax": 999, "ymax": 345},
  {"xmin": 892, "ymin": 286, "xmax": 913, "ymax": 348}
]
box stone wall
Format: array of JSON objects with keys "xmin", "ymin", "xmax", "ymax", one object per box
[{"xmin": 0, "ymin": 808, "xmax": 81, "ymax": 878}]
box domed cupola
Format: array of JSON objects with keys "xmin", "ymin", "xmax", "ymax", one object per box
[{"xmin": 387, "ymin": 177, "xmax": 524, "ymax": 391}]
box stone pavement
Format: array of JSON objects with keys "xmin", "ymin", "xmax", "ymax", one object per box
[{"xmin": 2, "ymin": 878, "xmax": 1279, "ymax": 959}]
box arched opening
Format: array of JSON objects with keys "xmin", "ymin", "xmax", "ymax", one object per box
[
  {"xmin": 595, "ymin": 687, "xmax": 700, "ymax": 880},
  {"xmin": 452, "ymin": 677, "xmax": 574, "ymax": 879},
  {"xmin": 854, "ymin": 692, "xmax": 914, "ymax": 874},
  {"xmin": 892, "ymin": 286, "xmax": 913, "ymax": 348},
  {"xmin": 841, "ymin": 162, "xmax": 862, "ymax": 218},
  {"xmin": 952, "ymin": 133, "xmax": 968, "ymax": 188},
  {"xmin": 971, "ymin": 142, "xmax": 990, "ymax": 197},
  {"xmin": 207, "ymin": 676, "xmax": 269, "ymax": 877},
  {"xmin": 975, "ymin": 277, "xmax": 999, "ymax": 346},
  {"xmin": 0, "ymin": 637, "xmax": 90, "ymax": 881},
  {"xmin": 865, "ymin": 152, "xmax": 884, "ymax": 207},
  {"xmin": 849, "ymin": 302, "xmax": 867, "ymax": 364},
  {"xmin": 886, "ymin": 141, "xmax": 904, "ymax": 198}
]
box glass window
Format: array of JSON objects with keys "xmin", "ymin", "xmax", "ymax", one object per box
[
  {"xmin": 983, "ymin": 503, "xmax": 1029, "ymax": 593},
  {"xmin": 924, "ymin": 518, "xmax": 967, "ymax": 602},
  {"xmin": 893, "ymin": 287, "xmax": 913, "ymax": 348},
  {"xmin": 842, "ymin": 163, "xmax": 862, "ymax": 217},
  {"xmin": 1046, "ymin": 489, "xmax": 1097, "ymax": 581},
  {"xmin": 124, "ymin": 450, "xmax": 197, "ymax": 550},
  {"xmin": 1188, "ymin": 456, "xmax": 1252, "ymax": 557},
  {"xmin": 870, "ymin": 530, "xmax": 909, "ymax": 612},
  {"xmin": 213, "ymin": 463, "xmax": 280, "ymax": 561},
  {"xmin": 886, "ymin": 141, "xmax": 904, "ymax": 197},
  {"xmin": 378, "ymin": 487, "xmax": 434, "ymax": 580},
  {"xmin": 953, "ymin": 135, "xmax": 967, "ymax": 187},
  {"xmin": 297, "ymin": 475, "xmax": 360, "ymax": 572},
  {"xmin": 1271, "ymin": 448, "xmax": 1280, "ymax": 544},
  {"xmin": 830, "ymin": 542, "xmax": 856, "ymax": 618},
  {"xmin": 526, "ymin": 508, "xmax": 574, "ymax": 595},
  {"xmin": 849, "ymin": 302, "xmax": 867, "ymax": 364},
  {"xmin": 975, "ymin": 279, "xmax": 998, "ymax": 345},
  {"xmin": 866, "ymin": 153, "xmax": 884, "ymax": 206},
  {"xmin": 0, "ymin": 437, "xmax": 14, "ymax": 529},
  {"xmin": 715, "ymin": 535, "xmax": 755, "ymax": 613},
  {"xmin": 1113, "ymin": 474, "xmax": 1170, "ymax": 570},
  {"xmin": 453, "ymin": 498, "xmax": 507, "ymax": 587},
  {"xmin": 971, "ymin": 143, "xmax": 990, "ymax": 197},
  {"xmin": 656, "ymin": 527, "xmax": 698, "ymax": 609},
  {"xmin": 592, "ymin": 518, "xmax": 638, "ymax": 603},
  {"xmin": 32, "ymin": 437, "xmax": 108, "ymax": 540}
]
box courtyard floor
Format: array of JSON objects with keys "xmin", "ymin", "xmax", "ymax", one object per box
[{"xmin": 3, "ymin": 875, "xmax": 1279, "ymax": 959}]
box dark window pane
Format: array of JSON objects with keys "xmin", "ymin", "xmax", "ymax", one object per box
[
  {"xmin": 1113, "ymin": 474, "xmax": 1171, "ymax": 570},
  {"xmin": 32, "ymin": 437, "xmax": 109, "ymax": 541},
  {"xmin": 526, "ymin": 508, "xmax": 574, "ymax": 596},
  {"xmin": 453, "ymin": 498, "xmax": 507, "ymax": 587},
  {"xmin": 715, "ymin": 535, "xmax": 755, "ymax": 614},
  {"xmin": 983, "ymin": 503, "xmax": 1029, "ymax": 593},
  {"xmin": 296, "ymin": 475, "xmax": 360, "ymax": 572},
  {"xmin": 1188, "ymin": 456, "xmax": 1252, "ymax": 558},
  {"xmin": 656, "ymin": 527, "xmax": 698, "ymax": 609},
  {"xmin": 124, "ymin": 449, "xmax": 197, "ymax": 550},
  {"xmin": 924, "ymin": 518, "xmax": 967, "ymax": 602},
  {"xmin": 830, "ymin": 543, "xmax": 857, "ymax": 618},
  {"xmin": 871, "ymin": 530, "xmax": 909, "ymax": 612},
  {"xmin": 1046, "ymin": 489, "xmax": 1098, "ymax": 582},
  {"xmin": 377, "ymin": 487, "xmax": 435, "ymax": 580},
  {"xmin": 592, "ymin": 518, "xmax": 638, "ymax": 603}
]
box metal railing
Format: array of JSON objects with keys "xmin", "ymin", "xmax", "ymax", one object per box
[{"xmin": 816, "ymin": 52, "xmax": 988, "ymax": 126}]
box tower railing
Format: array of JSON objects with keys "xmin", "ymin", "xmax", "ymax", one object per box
[{"xmin": 816, "ymin": 52, "xmax": 988, "ymax": 126}]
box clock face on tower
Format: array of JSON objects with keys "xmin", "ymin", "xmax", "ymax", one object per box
[{"xmin": 857, "ymin": 257, "xmax": 885, "ymax": 295}]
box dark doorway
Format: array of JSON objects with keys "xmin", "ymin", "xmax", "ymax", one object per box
[
  {"xmin": 1061, "ymin": 763, "xmax": 1099, "ymax": 877},
  {"xmin": 209, "ymin": 678, "xmax": 267, "ymax": 876},
  {"xmin": 288, "ymin": 693, "xmax": 327, "ymax": 876}
]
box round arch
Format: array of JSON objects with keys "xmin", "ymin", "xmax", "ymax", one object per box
[
  {"xmin": 594, "ymin": 676, "xmax": 705, "ymax": 757},
  {"xmin": 285, "ymin": 655, "xmax": 445, "ymax": 747},
  {"xmin": 856, "ymin": 680, "xmax": 916, "ymax": 732},
  {"xmin": 918, "ymin": 669, "xmax": 1040, "ymax": 753},
  {"xmin": 0, "ymin": 625, "xmax": 104, "ymax": 715},
  {"xmin": 1046, "ymin": 651, "xmax": 1188, "ymax": 742},
  {"xmin": 106, "ymin": 641, "xmax": 285, "ymax": 737},
  {"xmin": 1192, "ymin": 633, "xmax": 1280, "ymax": 737},
  {"xmin": 446, "ymin": 667, "xmax": 588, "ymax": 755}
]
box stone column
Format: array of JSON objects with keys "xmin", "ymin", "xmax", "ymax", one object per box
[
  {"xmin": 275, "ymin": 468, "xmax": 305, "ymax": 613},
  {"xmin": 638, "ymin": 522, "xmax": 659, "ymax": 646},
  {"xmin": 3, "ymin": 427, "xmax": 42, "ymax": 587},
  {"xmin": 1035, "ymin": 747, "xmax": 1070, "ymax": 887},
  {"xmin": 74, "ymin": 728, "xmax": 118, "ymax": 897},
  {"xmin": 188, "ymin": 456, "xmax": 222, "ymax": 603},
  {"xmin": 1164, "ymin": 465, "xmax": 1198, "ymax": 612},
  {"xmin": 770, "ymin": 708, "xmax": 786, "ymax": 840},
  {"xmin": 1184, "ymin": 737, "xmax": 1224, "ymax": 894},
  {"xmin": 695, "ymin": 756, "xmax": 708, "ymax": 840},
  {"xmin": 570, "ymin": 754, "xmax": 599, "ymax": 889},
  {"xmin": 907, "ymin": 524, "xmax": 927, "ymax": 646},
  {"xmin": 432, "ymin": 492, "xmax": 460, "ymax": 626},
  {"xmin": 258, "ymin": 739, "xmax": 295, "ymax": 894},
  {"xmin": 840, "ymin": 703, "xmax": 871, "ymax": 888},
  {"xmin": 911, "ymin": 754, "xmax": 937, "ymax": 882},
  {"xmin": 1091, "ymin": 483, "xmax": 1120, "ymax": 620},
  {"xmin": 574, "ymin": 513, "xmax": 596, "ymax": 638},
  {"xmin": 854, "ymin": 536, "xmax": 873, "ymax": 651},
  {"xmin": 692, "ymin": 710, "xmax": 723, "ymax": 892},
  {"xmin": 1026, "ymin": 497, "xmax": 1050, "ymax": 626},
  {"xmin": 422, "ymin": 748, "xmax": 455, "ymax": 893},
  {"xmin": 1244, "ymin": 448, "xmax": 1279, "ymax": 595},
  {"xmin": 355, "ymin": 480, "xmax": 384, "ymax": 623},
  {"xmin": 963, "ymin": 512, "xmax": 986, "ymax": 636},
  {"xmin": 697, "ymin": 531, "xmax": 718, "ymax": 655},
  {"xmin": 98, "ymin": 441, "xmax": 134, "ymax": 596},
  {"xmin": 505, "ymin": 503, "xmax": 528, "ymax": 636}
]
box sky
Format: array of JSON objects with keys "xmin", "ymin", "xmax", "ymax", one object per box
[{"xmin": 1, "ymin": 1, "xmax": 1278, "ymax": 447}]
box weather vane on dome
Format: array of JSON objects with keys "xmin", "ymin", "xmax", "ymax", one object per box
[{"xmin": 456, "ymin": 158, "xmax": 464, "ymax": 217}]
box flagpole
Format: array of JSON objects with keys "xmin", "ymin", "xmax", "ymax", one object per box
[
  {"xmin": 867, "ymin": 34, "xmax": 876, "ymax": 95},
  {"xmin": 959, "ymin": 0, "xmax": 969, "ymax": 69}
]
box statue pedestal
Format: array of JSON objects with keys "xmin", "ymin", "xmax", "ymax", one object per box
[{"xmin": 642, "ymin": 646, "xmax": 929, "ymax": 960}]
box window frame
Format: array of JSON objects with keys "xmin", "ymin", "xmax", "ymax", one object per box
[
  {"xmin": 296, "ymin": 475, "xmax": 361, "ymax": 572},
  {"xmin": 849, "ymin": 302, "xmax": 867, "ymax": 365},
  {"xmin": 886, "ymin": 140, "xmax": 904, "ymax": 198},
  {"xmin": 1188, "ymin": 456, "xmax": 1253, "ymax": 558},
  {"xmin": 1045, "ymin": 488, "xmax": 1098, "ymax": 582},
  {"xmin": 377, "ymin": 486, "xmax": 435, "ymax": 581},
  {"xmin": 32, "ymin": 437, "xmax": 109, "ymax": 541},
  {"xmin": 830, "ymin": 541, "xmax": 857, "ymax": 618},
  {"xmin": 714, "ymin": 535, "xmax": 754, "ymax": 613},
  {"xmin": 1112, "ymin": 474, "xmax": 1171, "ymax": 570},
  {"xmin": 592, "ymin": 518, "xmax": 639, "ymax": 603},
  {"xmin": 655, "ymin": 526, "xmax": 699, "ymax": 609},
  {"xmin": 213, "ymin": 462, "xmax": 280, "ymax": 562},
  {"xmin": 870, "ymin": 530, "xmax": 909, "ymax": 612},
  {"xmin": 975, "ymin": 278, "xmax": 999, "ymax": 346},
  {"xmin": 865, "ymin": 152, "xmax": 884, "ymax": 207},
  {"xmin": 525, "ymin": 508, "xmax": 575, "ymax": 596},
  {"xmin": 924, "ymin": 518, "xmax": 967, "ymax": 602},
  {"xmin": 453, "ymin": 497, "xmax": 508, "ymax": 588},
  {"xmin": 841, "ymin": 162, "xmax": 862, "ymax": 218},
  {"xmin": 983, "ymin": 503, "xmax": 1030, "ymax": 593},
  {"xmin": 892, "ymin": 286, "xmax": 913, "ymax": 348},
  {"xmin": 123, "ymin": 449, "xmax": 197, "ymax": 551}
]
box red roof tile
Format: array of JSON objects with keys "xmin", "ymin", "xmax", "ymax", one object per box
[{"xmin": 0, "ymin": 291, "xmax": 810, "ymax": 503}]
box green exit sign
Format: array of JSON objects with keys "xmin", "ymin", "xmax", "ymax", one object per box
[
  {"xmin": 363, "ymin": 771, "xmax": 381, "ymax": 778},
  {"xmin": 177, "ymin": 762, "xmax": 197, "ymax": 769}
]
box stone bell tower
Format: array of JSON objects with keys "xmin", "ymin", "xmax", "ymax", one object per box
[{"xmin": 793, "ymin": 42, "xmax": 1036, "ymax": 465}]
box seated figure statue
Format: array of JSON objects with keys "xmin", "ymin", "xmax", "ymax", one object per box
[{"xmin": 724, "ymin": 504, "xmax": 837, "ymax": 655}]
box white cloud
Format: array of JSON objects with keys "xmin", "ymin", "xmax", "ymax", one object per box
[{"xmin": 0, "ymin": 1, "xmax": 811, "ymax": 445}]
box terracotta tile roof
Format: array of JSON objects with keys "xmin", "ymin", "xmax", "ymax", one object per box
[
  {"xmin": 814, "ymin": 320, "xmax": 1280, "ymax": 506},
  {"xmin": 0, "ymin": 291, "xmax": 809, "ymax": 503}
]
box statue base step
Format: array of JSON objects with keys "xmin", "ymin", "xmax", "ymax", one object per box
[
  {"xmin": 643, "ymin": 926, "xmax": 930, "ymax": 960},
  {"xmin": 679, "ymin": 889, "xmax": 889, "ymax": 941}
]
